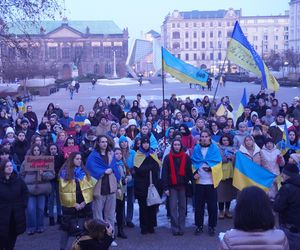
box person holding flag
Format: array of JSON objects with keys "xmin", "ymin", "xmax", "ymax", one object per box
[{"xmin": 191, "ymin": 130, "xmax": 222, "ymax": 236}]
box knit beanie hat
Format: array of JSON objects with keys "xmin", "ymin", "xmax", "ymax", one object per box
[
  {"xmin": 5, "ymin": 127, "xmax": 15, "ymax": 135},
  {"xmin": 119, "ymin": 135, "xmax": 128, "ymax": 144}
]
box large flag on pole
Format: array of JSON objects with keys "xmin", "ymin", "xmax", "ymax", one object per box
[
  {"xmin": 236, "ymin": 88, "xmax": 248, "ymax": 119},
  {"xmin": 233, "ymin": 152, "xmax": 277, "ymax": 192},
  {"xmin": 162, "ymin": 47, "xmax": 208, "ymax": 87},
  {"xmin": 227, "ymin": 21, "xmax": 280, "ymax": 92}
]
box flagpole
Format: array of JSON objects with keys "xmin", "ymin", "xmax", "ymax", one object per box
[
  {"xmin": 208, "ymin": 57, "xmax": 227, "ymax": 117},
  {"xmin": 161, "ymin": 47, "xmax": 166, "ymax": 140}
]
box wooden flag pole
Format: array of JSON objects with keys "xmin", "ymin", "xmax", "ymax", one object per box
[{"xmin": 208, "ymin": 57, "xmax": 227, "ymax": 117}]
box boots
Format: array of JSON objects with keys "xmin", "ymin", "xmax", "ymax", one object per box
[
  {"xmin": 117, "ymin": 227, "xmax": 127, "ymax": 239},
  {"xmin": 57, "ymin": 215, "xmax": 62, "ymax": 224}
]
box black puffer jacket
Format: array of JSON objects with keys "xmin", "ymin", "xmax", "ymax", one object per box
[
  {"xmin": 0, "ymin": 173, "xmax": 28, "ymax": 237},
  {"xmin": 274, "ymin": 175, "xmax": 300, "ymax": 229}
]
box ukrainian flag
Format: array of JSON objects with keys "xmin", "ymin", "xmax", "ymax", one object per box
[
  {"xmin": 191, "ymin": 143, "xmax": 223, "ymax": 188},
  {"xmin": 236, "ymin": 88, "xmax": 248, "ymax": 119},
  {"xmin": 233, "ymin": 151, "xmax": 277, "ymax": 192},
  {"xmin": 227, "ymin": 21, "xmax": 280, "ymax": 92},
  {"xmin": 162, "ymin": 47, "xmax": 208, "ymax": 87}
]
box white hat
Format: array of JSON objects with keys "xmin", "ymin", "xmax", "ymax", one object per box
[
  {"xmin": 84, "ymin": 119, "xmax": 91, "ymax": 125},
  {"xmin": 5, "ymin": 127, "xmax": 15, "ymax": 135},
  {"xmin": 127, "ymin": 119, "xmax": 137, "ymax": 128}
]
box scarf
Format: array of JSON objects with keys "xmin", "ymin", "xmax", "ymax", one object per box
[
  {"xmin": 169, "ymin": 151, "xmax": 186, "ymax": 185},
  {"xmin": 60, "ymin": 166, "xmax": 86, "ymax": 181}
]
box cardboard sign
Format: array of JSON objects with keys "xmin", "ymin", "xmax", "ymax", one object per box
[
  {"xmin": 62, "ymin": 145, "xmax": 79, "ymax": 158},
  {"xmin": 24, "ymin": 156, "xmax": 54, "ymax": 171}
]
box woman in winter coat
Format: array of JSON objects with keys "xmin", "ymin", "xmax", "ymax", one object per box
[
  {"xmin": 220, "ymin": 186, "xmax": 289, "ymax": 250},
  {"xmin": 47, "ymin": 144, "xmax": 65, "ymax": 226},
  {"xmin": 238, "ymin": 135, "xmax": 262, "ymax": 165},
  {"xmin": 217, "ymin": 135, "xmax": 237, "ymax": 219},
  {"xmin": 233, "ymin": 122, "xmax": 249, "ymax": 150},
  {"xmin": 277, "ymin": 129, "xmax": 300, "ymax": 163},
  {"xmin": 133, "ymin": 136, "xmax": 161, "ymax": 234},
  {"xmin": 0, "ymin": 160, "xmax": 28, "ymax": 249},
  {"xmin": 261, "ymin": 138, "xmax": 285, "ymax": 200},
  {"xmin": 12, "ymin": 131, "xmax": 30, "ymax": 170},
  {"xmin": 162, "ymin": 139, "xmax": 192, "ymax": 235},
  {"xmin": 59, "ymin": 152, "xmax": 95, "ymax": 250},
  {"xmin": 20, "ymin": 144, "xmax": 55, "ymax": 235},
  {"xmin": 178, "ymin": 124, "xmax": 195, "ymax": 155}
]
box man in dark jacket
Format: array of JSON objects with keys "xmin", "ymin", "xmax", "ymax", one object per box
[
  {"xmin": 274, "ymin": 163, "xmax": 300, "ymax": 249},
  {"xmin": 108, "ymin": 98, "xmax": 123, "ymax": 123},
  {"xmin": 24, "ymin": 105, "xmax": 38, "ymax": 131},
  {"xmin": 235, "ymin": 106, "xmax": 251, "ymax": 129}
]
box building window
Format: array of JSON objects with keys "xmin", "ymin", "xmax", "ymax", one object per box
[
  {"xmin": 210, "ymin": 22, "xmax": 213, "ymax": 27},
  {"xmin": 172, "ymin": 31, "xmax": 180, "ymax": 39},
  {"xmin": 177, "ymin": 23, "xmax": 180, "ymax": 28},
  {"xmin": 275, "ymin": 36, "xmax": 279, "ymax": 41},
  {"xmin": 253, "ymin": 36, "xmax": 258, "ymax": 41},
  {"xmin": 104, "ymin": 47, "xmax": 111, "ymax": 58},
  {"xmin": 185, "ymin": 53, "xmax": 189, "ymax": 60},
  {"xmin": 193, "ymin": 42, "xmax": 197, "ymax": 49},
  {"xmin": 74, "ymin": 46, "xmax": 83, "ymax": 58},
  {"xmin": 210, "ymin": 42, "xmax": 213, "ymax": 48},
  {"xmin": 218, "ymin": 31, "xmax": 222, "ymax": 38},
  {"xmin": 264, "ymin": 45, "xmax": 268, "ymax": 50},
  {"xmin": 201, "ymin": 53, "xmax": 205, "ymax": 60},
  {"xmin": 185, "ymin": 32, "xmax": 189, "ymax": 38},
  {"xmin": 218, "ymin": 22, "xmax": 221, "ymax": 27},
  {"xmin": 193, "ymin": 53, "xmax": 197, "ymax": 60},
  {"xmin": 105, "ymin": 63, "xmax": 111, "ymax": 74},
  {"xmin": 284, "ymin": 26, "xmax": 288, "ymax": 31},
  {"xmin": 94, "ymin": 64, "xmax": 100, "ymax": 74},
  {"xmin": 172, "ymin": 23, "xmax": 175, "ymax": 28},
  {"xmin": 210, "ymin": 53, "xmax": 214, "ymax": 60},
  {"xmin": 202, "ymin": 42, "xmax": 205, "ymax": 48},
  {"xmin": 177, "ymin": 54, "xmax": 181, "ymax": 59},
  {"xmin": 173, "ymin": 42, "xmax": 180, "ymax": 49},
  {"xmin": 185, "ymin": 23, "xmax": 188, "ymax": 28},
  {"xmin": 93, "ymin": 46, "xmax": 101, "ymax": 58},
  {"xmin": 193, "ymin": 32, "xmax": 197, "ymax": 38},
  {"xmin": 284, "ymin": 35, "xmax": 288, "ymax": 40},
  {"xmin": 274, "ymin": 45, "xmax": 278, "ymax": 50},
  {"xmin": 264, "ymin": 35, "xmax": 268, "ymax": 41},
  {"xmin": 202, "ymin": 31, "xmax": 205, "ymax": 38},
  {"xmin": 185, "ymin": 42, "xmax": 189, "ymax": 49},
  {"xmin": 62, "ymin": 47, "xmax": 70, "ymax": 59},
  {"xmin": 218, "ymin": 41, "xmax": 222, "ymax": 49},
  {"xmin": 193, "ymin": 23, "xmax": 197, "ymax": 27},
  {"xmin": 210, "ymin": 31, "xmax": 213, "ymax": 38},
  {"xmin": 48, "ymin": 47, "xmax": 57, "ymax": 59},
  {"xmin": 218, "ymin": 52, "xmax": 222, "ymax": 60}
]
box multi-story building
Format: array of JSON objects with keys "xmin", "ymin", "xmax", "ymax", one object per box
[
  {"xmin": 2, "ymin": 19, "xmax": 128, "ymax": 79},
  {"xmin": 161, "ymin": 9, "xmax": 289, "ymax": 72},
  {"xmin": 289, "ymin": 0, "xmax": 300, "ymax": 51}
]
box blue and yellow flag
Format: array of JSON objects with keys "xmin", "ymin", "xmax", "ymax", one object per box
[
  {"xmin": 162, "ymin": 47, "xmax": 208, "ymax": 87},
  {"xmin": 191, "ymin": 143, "xmax": 223, "ymax": 188},
  {"xmin": 227, "ymin": 21, "xmax": 279, "ymax": 91},
  {"xmin": 233, "ymin": 151, "xmax": 277, "ymax": 192},
  {"xmin": 236, "ymin": 88, "xmax": 248, "ymax": 119}
]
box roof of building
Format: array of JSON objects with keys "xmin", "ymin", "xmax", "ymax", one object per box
[
  {"xmin": 8, "ymin": 20, "xmax": 123, "ymax": 35},
  {"xmin": 146, "ymin": 30, "xmax": 160, "ymax": 38},
  {"xmin": 179, "ymin": 9, "xmax": 241, "ymax": 19}
]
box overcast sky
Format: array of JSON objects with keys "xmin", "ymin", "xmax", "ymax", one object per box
[{"xmin": 64, "ymin": 0, "xmax": 289, "ymax": 41}]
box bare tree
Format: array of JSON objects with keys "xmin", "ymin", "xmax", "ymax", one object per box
[
  {"xmin": 284, "ymin": 49, "xmax": 300, "ymax": 73},
  {"xmin": 265, "ymin": 50, "xmax": 282, "ymax": 71}
]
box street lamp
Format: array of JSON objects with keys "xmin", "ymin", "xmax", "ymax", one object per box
[{"xmin": 282, "ymin": 61, "xmax": 289, "ymax": 80}]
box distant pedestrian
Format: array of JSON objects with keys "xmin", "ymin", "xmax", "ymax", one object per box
[
  {"xmin": 75, "ymin": 81, "xmax": 80, "ymax": 93},
  {"xmin": 207, "ymin": 77, "xmax": 212, "ymax": 91},
  {"xmin": 68, "ymin": 84, "xmax": 75, "ymax": 100},
  {"xmin": 91, "ymin": 78, "xmax": 96, "ymax": 90}
]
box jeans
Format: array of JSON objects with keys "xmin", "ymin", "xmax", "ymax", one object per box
[
  {"xmin": 169, "ymin": 187, "xmax": 186, "ymax": 233},
  {"xmin": 27, "ymin": 195, "xmax": 45, "ymax": 232},
  {"xmin": 194, "ymin": 184, "xmax": 218, "ymax": 228},
  {"xmin": 126, "ymin": 186, "xmax": 134, "ymax": 223},
  {"xmin": 48, "ymin": 181, "xmax": 62, "ymax": 217}
]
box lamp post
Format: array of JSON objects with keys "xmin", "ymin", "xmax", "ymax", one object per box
[
  {"xmin": 112, "ymin": 50, "xmax": 118, "ymax": 78},
  {"xmin": 282, "ymin": 61, "xmax": 289, "ymax": 83}
]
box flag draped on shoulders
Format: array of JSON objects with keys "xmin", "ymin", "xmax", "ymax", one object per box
[
  {"xmin": 227, "ymin": 21, "xmax": 279, "ymax": 91},
  {"xmin": 162, "ymin": 47, "xmax": 208, "ymax": 87},
  {"xmin": 233, "ymin": 151, "xmax": 276, "ymax": 192},
  {"xmin": 134, "ymin": 149, "xmax": 161, "ymax": 168},
  {"xmin": 86, "ymin": 149, "xmax": 121, "ymax": 181},
  {"xmin": 236, "ymin": 88, "xmax": 248, "ymax": 119},
  {"xmin": 191, "ymin": 143, "xmax": 222, "ymax": 188}
]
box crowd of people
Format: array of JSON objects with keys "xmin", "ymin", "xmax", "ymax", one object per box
[{"xmin": 0, "ymin": 89, "xmax": 300, "ymax": 250}]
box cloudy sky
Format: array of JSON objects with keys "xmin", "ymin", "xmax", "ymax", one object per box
[{"xmin": 64, "ymin": 0, "xmax": 289, "ymax": 40}]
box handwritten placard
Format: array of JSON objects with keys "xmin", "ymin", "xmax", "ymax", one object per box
[
  {"xmin": 62, "ymin": 145, "xmax": 79, "ymax": 158},
  {"xmin": 24, "ymin": 156, "xmax": 54, "ymax": 171}
]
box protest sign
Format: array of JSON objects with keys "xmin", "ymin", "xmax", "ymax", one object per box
[{"xmin": 24, "ymin": 156, "xmax": 54, "ymax": 171}]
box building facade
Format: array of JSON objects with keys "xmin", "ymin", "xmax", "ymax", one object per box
[
  {"xmin": 2, "ymin": 19, "xmax": 128, "ymax": 79},
  {"xmin": 161, "ymin": 9, "xmax": 289, "ymax": 72},
  {"xmin": 289, "ymin": 0, "xmax": 300, "ymax": 51}
]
